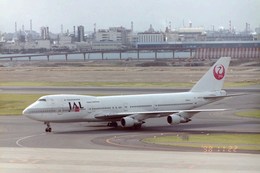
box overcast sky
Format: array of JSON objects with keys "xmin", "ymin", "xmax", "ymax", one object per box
[{"xmin": 0, "ymin": 0, "xmax": 259, "ymax": 33}]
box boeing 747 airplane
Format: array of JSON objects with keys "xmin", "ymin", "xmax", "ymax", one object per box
[{"xmin": 23, "ymin": 57, "xmax": 231, "ymax": 132}]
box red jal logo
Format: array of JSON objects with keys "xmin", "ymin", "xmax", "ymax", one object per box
[
  {"xmin": 213, "ymin": 64, "xmax": 225, "ymax": 80},
  {"xmin": 68, "ymin": 102, "xmax": 84, "ymax": 112}
]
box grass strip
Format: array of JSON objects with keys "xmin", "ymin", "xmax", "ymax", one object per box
[
  {"xmin": 142, "ymin": 134, "xmax": 260, "ymax": 151},
  {"xmin": 224, "ymin": 81, "xmax": 260, "ymax": 88},
  {"xmin": 236, "ymin": 110, "xmax": 260, "ymax": 118}
]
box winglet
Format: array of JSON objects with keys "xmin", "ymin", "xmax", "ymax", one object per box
[{"xmin": 190, "ymin": 57, "xmax": 231, "ymax": 92}]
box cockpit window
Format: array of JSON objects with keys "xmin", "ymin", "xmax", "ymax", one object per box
[{"xmin": 38, "ymin": 98, "xmax": 47, "ymax": 102}]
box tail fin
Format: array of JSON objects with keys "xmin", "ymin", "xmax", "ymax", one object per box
[{"xmin": 190, "ymin": 57, "xmax": 231, "ymax": 92}]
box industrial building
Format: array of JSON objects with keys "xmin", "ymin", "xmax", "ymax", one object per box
[
  {"xmin": 95, "ymin": 27, "xmax": 132, "ymax": 44},
  {"xmin": 77, "ymin": 25, "xmax": 85, "ymax": 42},
  {"xmin": 40, "ymin": 26, "xmax": 50, "ymax": 40},
  {"xmin": 137, "ymin": 41, "xmax": 260, "ymax": 59}
]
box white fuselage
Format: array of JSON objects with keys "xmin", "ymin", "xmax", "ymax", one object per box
[{"xmin": 23, "ymin": 91, "xmax": 222, "ymax": 123}]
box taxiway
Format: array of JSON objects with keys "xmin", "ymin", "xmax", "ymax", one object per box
[
  {"xmin": 1, "ymin": 147, "xmax": 259, "ymax": 173},
  {"xmin": 0, "ymin": 86, "xmax": 259, "ymax": 95}
]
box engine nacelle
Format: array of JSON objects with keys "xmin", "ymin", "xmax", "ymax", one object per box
[
  {"xmin": 121, "ymin": 117, "xmax": 135, "ymax": 127},
  {"xmin": 167, "ymin": 114, "xmax": 181, "ymax": 125},
  {"xmin": 167, "ymin": 114, "xmax": 191, "ymax": 125}
]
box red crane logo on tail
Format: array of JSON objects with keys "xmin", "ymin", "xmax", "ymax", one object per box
[{"xmin": 213, "ymin": 64, "xmax": 225, "ymax": 80}]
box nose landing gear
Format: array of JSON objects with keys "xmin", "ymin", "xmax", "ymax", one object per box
[{"xmin": 44, "ymin": 122, "xmax": 52, "ymax": 132}]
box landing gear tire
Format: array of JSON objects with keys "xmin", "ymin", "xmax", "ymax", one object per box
[
  {"xmin": 45, "ymin": 127, "xmax": 52, "ymax": 132},
  {"xmin": 107, "ymin": 122, "xmax": 118, "ymax": 128},
  {"xmin": 44, "ymin": 122, "xmax": 52, "ymax": 132},
  {"xmin": 133, "ymin": 124, "xmax": 142, "ymax": 129}
]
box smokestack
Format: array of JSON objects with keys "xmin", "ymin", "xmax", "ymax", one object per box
[
  {"xmin": 94, "ymin": 23, "xmax": 96, "ymax": 33},
  {"xmin": 15, "ymin": 22, "xmax": 17, "ymax": 33},
  {"xmin": 246, "ymin": 22, "xmax": 248, "ymax": 32},
  {"xmin": 30, "ymin": 19, "xmax": 32, "ymax": 32},
  {"xmin": 131, "ymin": 21, "xmax": 133, "ymax": 32},
  {"xmin": 169, "ymin": 21, "xmax": 171, "ymax": 31},
  {"xmin": 229, "ymin": 20, "xmax": 231, "ymax": 32},
  {"xmin": 73, "ymin": 26, "xmax": 76, "ymax": 36},
  {"xmin": 189, "ymin": 21, "xmax": 192, "ymax": 28},
  {"xmin": 61, "ymin": 24, "xmax": 63, "ymax": 34}
]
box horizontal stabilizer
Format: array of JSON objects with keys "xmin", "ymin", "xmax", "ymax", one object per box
[{"xmin": 203, "ymin": 93, "xmax": 247, "ymax": 99}]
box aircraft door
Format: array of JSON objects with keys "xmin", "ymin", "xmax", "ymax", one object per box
[
  {"xmin": 87, "ymin": 103, "xmax": 92, "ymax": 114},
  {"xmin": 153, "ymin": 104, "xmax": 158, "ymax": 111},
  {"xmin": 123, "ymin": 103, "xmax": 128, "ymax": 112},
  {"xmin": 57, "ymin": 105, "xmax": 63, "ymax": 115},
  {"xmin": 51, "ymin": 98, "xmax": 63, "ymax": 115},
  {"xmin": 193, "ymin": 97, "xmax": 198, "ymax": 105}
]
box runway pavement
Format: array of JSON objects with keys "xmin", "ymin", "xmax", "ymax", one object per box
[{"xmin": 0, "ymin": 87, "xmax": 259, "ymax": 172}]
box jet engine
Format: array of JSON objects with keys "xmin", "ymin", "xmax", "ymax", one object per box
[
  {"xmin": 167, "ymin": 113, "xmax": 191, "ymax": 125},
  {"xmin": 121, "ymin": 117, "xmax": 136, "ymax": 127}
]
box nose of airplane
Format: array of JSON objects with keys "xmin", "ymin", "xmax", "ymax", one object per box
[
  {"xmin": 23, "ymin": 99, "xmax": 47, "ymax": 121},
  {"xmin": 23, "ymin": 100, "xmax": 39, "ymax": 117},
  {"xmin": 22, "ymin": 107, "xmax": 29, "ymax": 116},
  {"xmin": 23, "ymin": 105, "xmax": 37, "ymax": 120},
  {"xmin": 23, "ymin": 106, "xmax": 39, "ymax": 121},
  {"xmin": 22, "ymin": 106, "xmax": 31, "ymax": 117}
]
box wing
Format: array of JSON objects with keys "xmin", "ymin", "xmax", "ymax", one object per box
[{"xmin": 94, "ymin": 109, "xmax": 227, "ymax": 121}]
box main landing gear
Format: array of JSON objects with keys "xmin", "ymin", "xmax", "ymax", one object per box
[
  {"xmin": 44, "ymin": 122, "xmax": 52, "ymax": 132},
  {"xmin": 133, "ymin": 124, "xmax": 142, "ymax": 129},
  {"xmin": 107, "ymin": 121, "xmax": 118, "ymax": 128}
]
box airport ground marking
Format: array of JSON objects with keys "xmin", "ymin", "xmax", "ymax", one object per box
[
  {"xmin": 16, "ymin": 133, "xmax": 46, "ymax": 148},
  {"xmin": 105, "ymin": 132, "xmax": 177, "ymax": 151}
]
